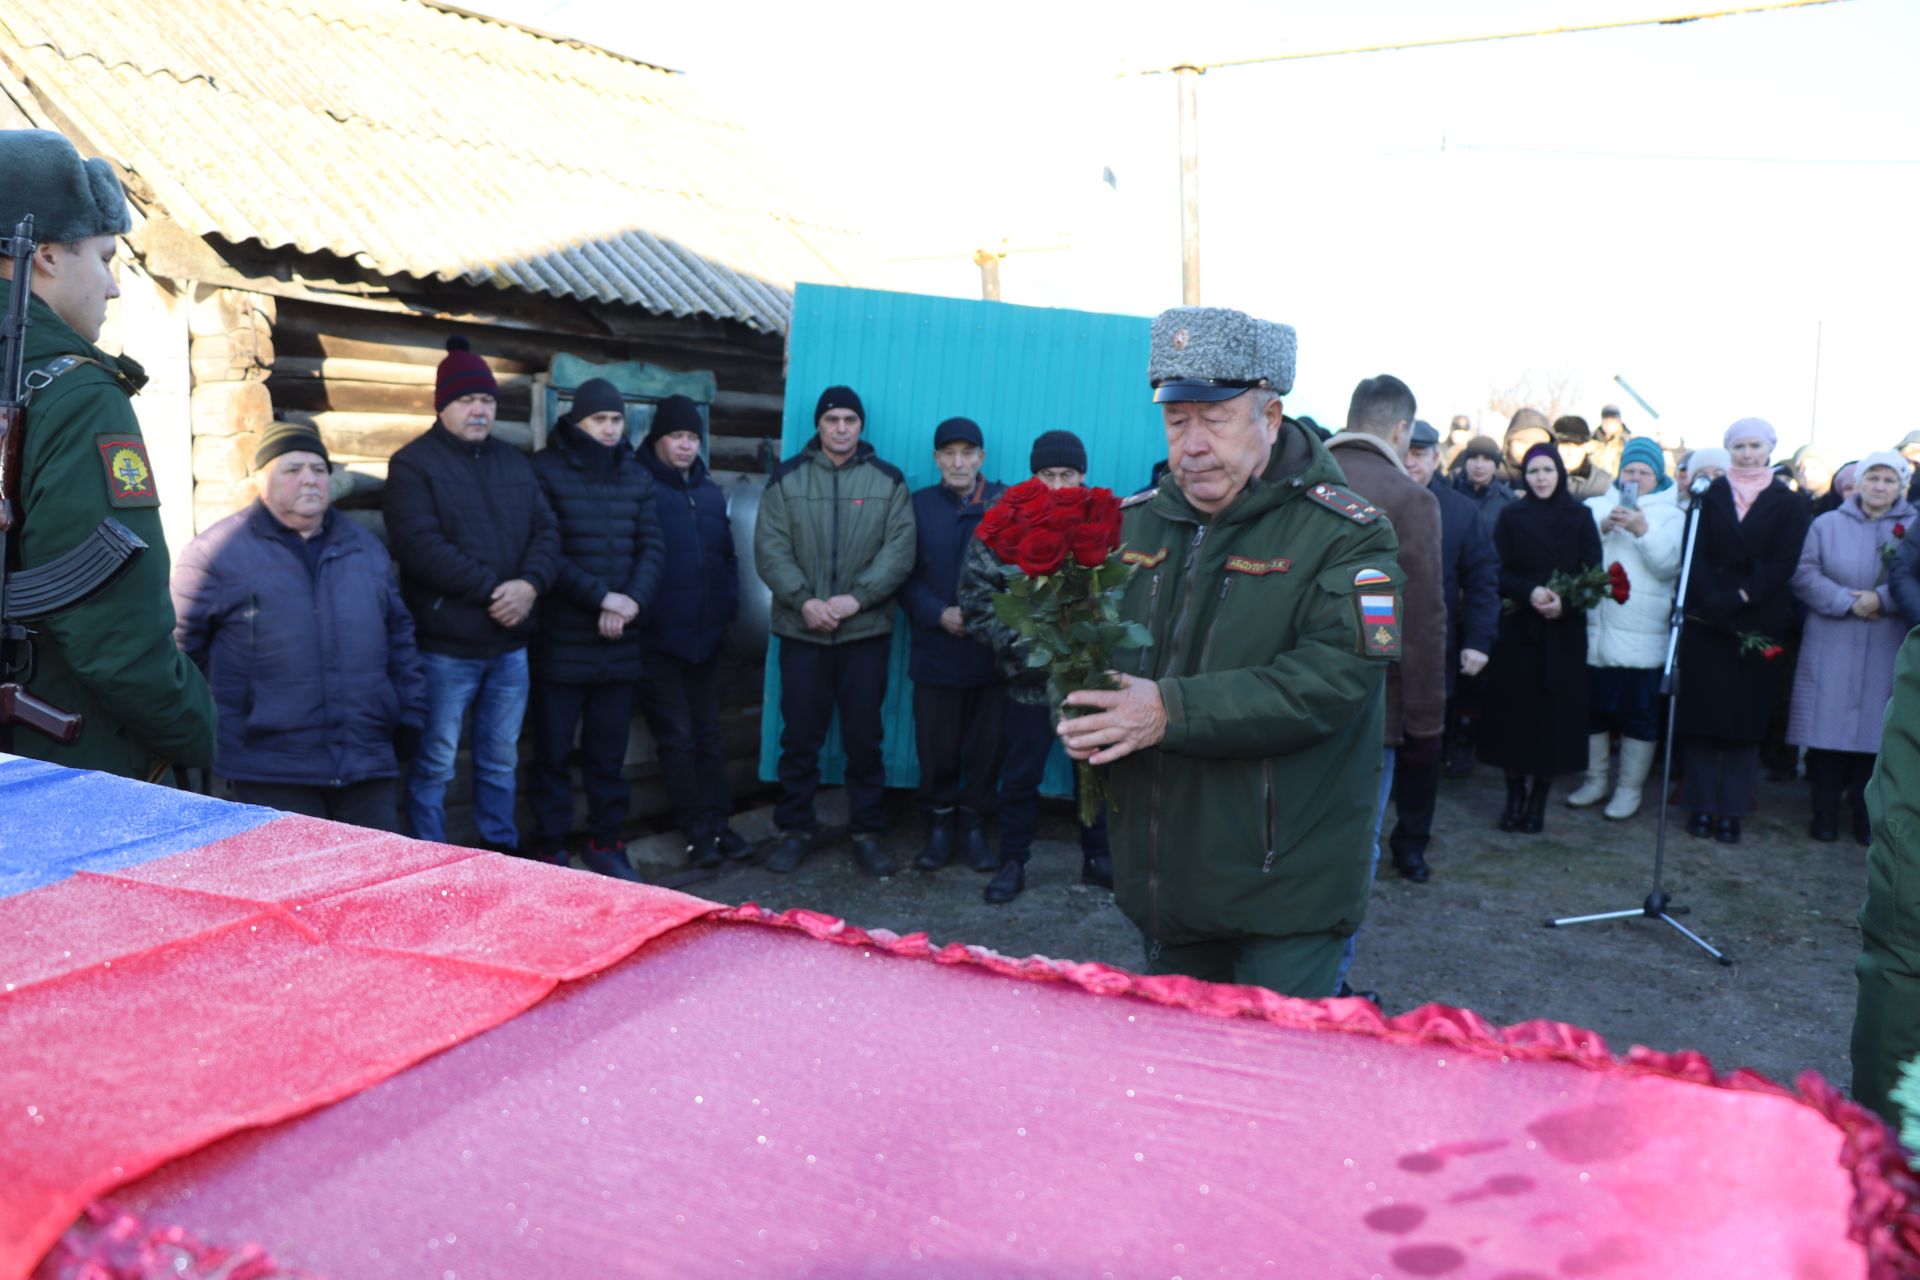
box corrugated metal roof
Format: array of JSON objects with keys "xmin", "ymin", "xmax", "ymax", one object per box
[{"xmin": 0, "ymin": 0, "xmax": 856, "ymax": 332}]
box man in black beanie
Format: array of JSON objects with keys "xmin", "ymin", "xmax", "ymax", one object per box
[
  {"xmin": 901, "ymin": 416, "xmax": 1004, "ymax": 874},
  {"xmin": 755, "ymin": 384, "xmax": 917, "ymax": 876}
]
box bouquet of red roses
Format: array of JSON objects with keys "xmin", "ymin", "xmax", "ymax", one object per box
[
  {"xmin": 976, "ymin": 478, "xmax": 1151, "ymax": 824},
  {"xmin": 1547, "ymin": 561, "xmax": 1630, "ymax": 610}
]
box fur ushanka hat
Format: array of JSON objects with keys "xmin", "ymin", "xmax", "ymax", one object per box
[{"xmin": 0, "ymin": 130, "xmax": 131, "ymax": 244}]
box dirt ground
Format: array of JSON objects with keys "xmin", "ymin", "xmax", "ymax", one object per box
[{"xmin": 649, "ymin": 762, "xmax": 1863, "ymax": 1093}]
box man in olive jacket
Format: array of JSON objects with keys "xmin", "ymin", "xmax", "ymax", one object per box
[
  {"xmin": 1851, "ymin": 629, "xmax": 1920, "ymax": 1127},
  {"xmin": 755, "ymin": 385, "xmax": 916, "ymax": 877},
  {"xmin": 1061, "ymin": 307, "xmax": 1403, "ymax": 998},
  {"xmin": 0, "ymin": 129, "xmax": 214, "ymax": 779}
]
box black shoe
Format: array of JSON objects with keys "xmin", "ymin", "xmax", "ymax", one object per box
[
  {"xmin": 1810, "ymin": 816, "xmax": 1839, "ymax": 843},
  {"xmin": 1337, "ymin": 981, "xmax": 1382, "ymax": 1006},
  {"xmin": 1392, "ymin": 849, "xmax": 1431, "ymax": 883},
  {"xmin": 851, "ymin": 833, "xmax": 898, "ymax": 878},
  {"xmin": 765, "ymin": 831, "xmax": 812, "ymax": 874},
  {"xmin": 581, "ymin": 840, "xmax": 641, "ymax": 882},
  {"xmin": 912, "ymin": 812, "xmax": 956, "ymax": 872},
  {"xmin": 984, "ymin": 860, "xmax": 1026, "ymax": 903},
  {"xmin": 1520, "ymin": 779, "xmax": 1549, "ymax": 834},
  {"xmin": 714, "ymin": 826, "xmax": 752, "ymax": 860},
  {"xmin": 1714, "ymin": 816, "xmax": 1741, "ymax": 844},
  {"xmin": 957, "ymin": 811, "xmax": 997, "ymax": 873},
  {"xmin": 1686, "ymin": 811, "xmax": 1714, "ymax": 838},
  {"xmin": 1498, "ymin": 779, "xmax": 1526, "ymax": 832},
  {"xmin": 686, "ymin": 831, "xmax": 724, "ymax": 870},
  {"xmin": 1081, "ymin": 852, "xmax": 1113, "ymax": 888},
  {"xmin": 530, "ymin": 841, "xmax": 569, "ymax": 867}
]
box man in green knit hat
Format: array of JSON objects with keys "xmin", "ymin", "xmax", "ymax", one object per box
[{"xmin": 0, "ymin": 129, "xmax": 214, "ymax": 779}]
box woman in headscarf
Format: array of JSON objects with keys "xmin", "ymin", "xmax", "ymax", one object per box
[
  {"xmin": 1676, "ymin": 418, "xmax": 1811, "ymax": 843},
  {"xmin": 1814, "ymin": 460, "xmax": 1858, "ymax": 518},
  {"xmin": 1565, "ymin": 438, "xmax": 1684, "ymax": 820},
  {"xmin": 1789, "ymin": 450, "xmax": 1916, "ymax": 843},
  {"xmin": 1478, "ymin": 443, "xmax": 1604, "ymax": 832}
]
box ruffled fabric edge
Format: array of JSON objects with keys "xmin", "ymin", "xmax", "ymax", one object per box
[
  {"xmin": 34, "ymin": 1200, "xmax": 319, "ymax": 1279},
  {"xmin": 718, "ymin": 902, "xmax": 1920, "ymax": 1279}
]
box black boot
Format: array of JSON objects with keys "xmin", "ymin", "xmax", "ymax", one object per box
[
  {"xmin": 581, "ymin": 838, "xmax": 641, "ymax": 882},
  {"xmin": 1686, "ymin": 811, "xmax": 1714, "ymax": 838},
  {"xmin": 1715, "ymin": 815, "xmax": 1742, "ymax": 844},
  {"xmin": 1498, "ymin": 777, "xmax": 1526, "ymax": 832},
  {"xmin": 686, "ymin": 827, "xmax": 724, "ymax": 870},
  {"xmin": 1809, "ymin": 784, "xmax": 1840, "ymax": 843},
  {"xmin": 1081, "ymin": 852, "xmax": 1113, "ymax": 889},
  {"xmin": 1520, "ymin": 777, "xmax": 1549, "ymax": 833},
  {"xmin": 912, "ymin": 810, "xmax": 956, "ymax": 872},
  {"xmin": 985, "ymin": 860, "xmax": 1026, "ymax": 904},
  {"xmin": 957, "ymin": 809, "xmax": 997, "ymax": 872},
  {"xmin": 765, "ymin": 830, "xmax": 813, "ymax": 874},
  {"xmin": 1391, "ymin": 845, "xmax": 1431, "ymax": 884},
  {"xmin": 714, "ymin": 825, "xmax": 752, "ymax": 860},
  {"xmin": 851, "ymin": 833, "xmax": 898, "ymax": 878},
  {"xmin": 1851, "ymin": 789, "xmax": 1873, "ymax": 847}
]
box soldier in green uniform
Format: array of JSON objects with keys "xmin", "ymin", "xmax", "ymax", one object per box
[
  {"xmin": 0, "ymin": 130, "xmax": 215, "ymax": 778},
  {"xmin": 1060, "ymin": 306, "xmax": 1403, "ymax": 998}
]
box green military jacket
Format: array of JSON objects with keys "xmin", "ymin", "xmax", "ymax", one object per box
[
  {"xmin": 3, "ymin": 279, "xmax": 215, "ymax": 778},
  {"xmin": 1852, "ymin": 629, "xmax": 1920, "ymax": 1124},
  {"xmin": 754, "ymin": 438, "xmax": 916, "ymax": 645},
  {"xmin": 1106, "ymin": 423, "xmax": 1403, "ymax": 949}
]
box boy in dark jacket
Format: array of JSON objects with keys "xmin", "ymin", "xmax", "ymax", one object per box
[
  {"xmin": 527, "ymin": 378, "xmax": 664, "ymax": 877},
  {"xmin": 384, "ymin": 337, "xmax": 562, "ymax": 851},
  {"xmin": 901, "ymin": 417, "xmax": 1004, "ymax": 874},
  {"xmin": 174, "ymin": 424, "xmax": 425, "ymax": 830},
  {"xmin": 635, "ymin": 395, "xmax": 744, "ymax": 868}
]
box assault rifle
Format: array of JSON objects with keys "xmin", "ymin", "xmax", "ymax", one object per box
[{"xmin": 1, "ymin": 214, "xmax": 147, "ymax": 746}]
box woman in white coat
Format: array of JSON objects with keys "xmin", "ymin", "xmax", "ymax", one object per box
[{"xmin": 1567, "ymin": 438, "xmax": 1685, "ymax": 818}]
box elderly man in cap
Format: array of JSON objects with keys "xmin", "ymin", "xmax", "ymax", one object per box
[
  {"xmin": 1593, "ymin": 405, "xmax": 1632, "ymax": 479},
  {"xmin": 0, "ymin": 130, "xmax": 216, "ymax": 779},
  {"xmin": 901, "ymin": 415, "xmax": 1004, "ymax": 874},
  {"xmin": 1554, "ymin": 416, "xmax": 1615, "ymax": 500},
  {"xmin": 173, "ymin": 424, "xmax": 425, "ymax": 828},
  {"xmin": 756, "ymin": 385, "xmax": 917, "ymax": 877},
  {"xmin": 1059, "ymin": 307, "xmax": 1404, "ymax": 998},
  {"xmin": 384, "ymin": 336, "xmax": 561, "ymax": 850}
]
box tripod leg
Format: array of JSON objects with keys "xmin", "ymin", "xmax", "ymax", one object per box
[{"xmin": 1659, "ymin": 913, "xmax": 1732, "ymax": 966}]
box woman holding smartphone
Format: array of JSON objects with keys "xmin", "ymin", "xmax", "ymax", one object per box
[{"xmin": 1565, "ymin": 439, "xmax": 1685, "ymax": 819}]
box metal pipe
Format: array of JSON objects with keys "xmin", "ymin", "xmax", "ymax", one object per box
[{"xmin": 1176, "ymin": 66, "xmax": 1201, "ymax": 305}]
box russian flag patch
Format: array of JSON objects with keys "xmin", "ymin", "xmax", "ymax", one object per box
[{"xmin": 1357, "ymin": 591, "xmax": 1400, "ymax": 656}]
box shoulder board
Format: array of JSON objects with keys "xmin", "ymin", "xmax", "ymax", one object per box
[
  {"xmin": 866, "ymin": 456, "xmax": 907, "ymax": 486},
  {"xmin": 1305, "ymin": 482, "xmax": 1382, "ymax": 524},
  {"xmin": 1120, "ymin": 487, "xmax": 1158, "ymax": 509}
]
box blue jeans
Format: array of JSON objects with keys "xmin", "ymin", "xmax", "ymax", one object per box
[
  {"xmin": 1335, "ymin": 746, "xmax": 1395, "ymax": 991},
  {"xmin": 407, "ymin": 648, "xmax": 530, "ymax": 848}
]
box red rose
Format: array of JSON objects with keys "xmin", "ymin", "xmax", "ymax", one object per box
[
  {"xmin": 1762, "ymin": 645, "xmax": 1784, "ymax": 662},
  {"xmin": 1014, "ymin": 528, "xmax": 1068, "ymax": 576},
  {"xmin": 1896, "ymin": 523, "xmax": 1907, "ymax": 540},
  {"xmin": 1069, "ymin": 523, "xmax": 1114, "ymax": 568},
  {"xmin": 991, "ymin": 516, "xmax": 1036, "ymax": 561},
  {"xmin": 1000, "ymin": 478, "xmax": 1051, "ymax": 512},
  {"xmin": 1607, "ymin": 561, "xmax": 1631, "ymax": 605},
  {"xmin": 1085, "ymin": 488, "xmax": 1122, "ymax": 529}
]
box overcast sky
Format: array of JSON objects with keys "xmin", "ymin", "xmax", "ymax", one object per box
[{"xmin": 474, "ymin": 0, "xmax": 1919, "ymax": 464}]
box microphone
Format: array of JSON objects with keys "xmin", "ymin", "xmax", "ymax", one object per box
[{"xmin": 1689, "ymin": 474, "xmax": 1714, "ymax": 496}]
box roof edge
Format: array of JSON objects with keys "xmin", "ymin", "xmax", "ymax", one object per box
[{"xmin": 417, "ymin": 1, "xmax": 683, "ymax": 74}]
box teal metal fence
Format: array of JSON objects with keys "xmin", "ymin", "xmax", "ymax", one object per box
[{"xmin": 757, "ymin": 284, "xmax": 1166, "ymax": 799}]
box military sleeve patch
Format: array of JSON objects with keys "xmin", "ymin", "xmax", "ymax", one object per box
[
  {"xmin": 95, "ymin": 434, "xmax": 159, "ymax": 508},
  {"xmin": 1306, "ymin": 483, "xmax": 1381, "ymax": 524},
  {"xmin": 1224, "ymin": 555, "xmax": 1291, "ymax": 576},
  {"xmin": 1121, "ymin": 546, "xmax": 1168, "ymax": 568},
  {"xmin": 1353, "ymin": 567, "xmax": 1392, "ymax": 587},
  {"xmin": 1358, "ymin": 591, "xmax": 1401, "ymax": 656}
]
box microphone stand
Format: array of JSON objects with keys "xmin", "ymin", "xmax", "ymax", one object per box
[{"xmin": 1547, "ymin": 477, "xmax": 1732, "ymax": 965}]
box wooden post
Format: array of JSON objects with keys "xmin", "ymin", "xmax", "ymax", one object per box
[
  {"xmin": 972, "ymin": 249, "xmax": 1003, "ymax": 302},
  {"xmin": 1176, "ymin": 65, "xmax": 1202, "ymax": 306},
  {"xmin": 186, "ymin": 286, "xmax": 275, "ymax": 532}
]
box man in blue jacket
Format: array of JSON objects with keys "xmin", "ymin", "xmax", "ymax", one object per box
[
  {"xmin": 1391, "ymin": 421, "xmax": 1499, "ymax": 881},
  {"xmin": 528, "ymin": 378, "xmax": 664, "ymax": 878},
  {"xmin": 636, "ymin": 395, "xmax": 745, "ymax": 869},
  {"xmin": 384, "ymin": 337, "xmax": 562, "ymax": 851},
  {"xmin": 901, "ymin": 417, "xmax": 1004, "ymax": 873},
  {"xmin": 173, "ymin": 423, "xmax": 426, "ymax": 830}
]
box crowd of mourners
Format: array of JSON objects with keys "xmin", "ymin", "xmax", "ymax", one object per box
[{"xmin": 162, "ymin": 335, "xmax": 1920, "ymax": 911}]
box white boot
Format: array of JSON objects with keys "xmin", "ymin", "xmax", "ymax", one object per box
[
  {"xmin": 1604, "ymin": 737, "xmax": 1658, "ymax": 820},
  {"xmin": 1565, "ymin": 733, "xmax": 1612, "ymax": 807}
]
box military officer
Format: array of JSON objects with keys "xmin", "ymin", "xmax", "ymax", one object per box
[
  {"xmin": 0, "ymin": 130, "xmax": 214, "ymax": 779},
  {"xmin": 1060, "ymin": 306, "xmax": 1403, "ymax": 999}
]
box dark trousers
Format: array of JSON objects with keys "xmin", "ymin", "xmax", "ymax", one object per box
[
  {"xmin": 1388, "ymin": 745, "xmax": 1442, "ymax": 860},
  {"xmin": 232, "ymin": 778, "xmax": 398, "ymax": 832},
  {"xmin": 529, "ymin": 679, "xmax": 635, "ymax": 846},
  {"xmin": 1682, "ymin": 736, "xmax": 1760, "ymax": 817},
  {"xmin": 912, "ymin": 681, "xmax": 1004, "ymax": 815},
  {"xmin": 636, "ymin": 653, "xmax": 730, "ymax": 837},
  {"xmin": 776, "ymin": 634, "xmax": 891, "ymax": 836},
  {"xmin": 997, "ymin": 697, "xmax": 1109, "ymax": 865},
  {"xmin": 1807, "ymin": 747, "xmax": 1875, "ymax": 835}
]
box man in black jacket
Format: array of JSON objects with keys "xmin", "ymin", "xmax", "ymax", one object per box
[
  {"xmin": 384, "ymin": 337, "xmax": 562, "ymax": 851},
  {"xmin": 527, "ymin": 378, "xmax": 664, "ymax": 877},
  {"xmin": 900, "ymin": 417, "xmax": 1004, "ymax": 874},
  {"xmin": 1391, "ymin": 422, "xmax": 1500, "ymax": 881}
]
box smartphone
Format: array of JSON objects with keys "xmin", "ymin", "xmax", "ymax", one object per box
[{"xmin": 1617, "ymin": 480, "xmax": 1639, "ymax": 509}]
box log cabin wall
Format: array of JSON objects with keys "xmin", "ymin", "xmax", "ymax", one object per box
[{"xmin": 184, "ymin": 283, "xmax": 787, "ymax": 847}]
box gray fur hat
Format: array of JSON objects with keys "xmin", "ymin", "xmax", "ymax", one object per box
[
  {"xmin": 1148, "ymin": 306, "xmax": 1297, "ymax": 402},
  {"xmin": 0, "ymin": 130, "xmax": 131, "ymax": 244}
]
